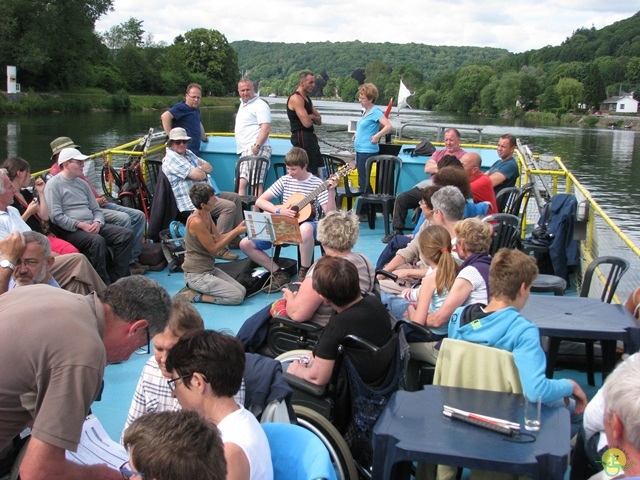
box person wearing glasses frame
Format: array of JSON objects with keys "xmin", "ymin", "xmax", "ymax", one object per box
[
  {"xmin": 161, "ymin": 83, "xmax": 208, "ymax": 157},
  {"xmin": 122, "ymin": 410, "xmax": 226, "ymax": 480},
  {"xmin": 0, "ymin": 276, "xmax": 172, "ymax": 479},
  {"xmin": 165, "ymin": 331, "xmax": 273, "ymax": 480}
]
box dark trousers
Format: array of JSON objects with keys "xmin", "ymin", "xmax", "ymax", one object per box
[
  {"xmin": 392, "ymin": 187, "xmax": 423, "ymax": 233},
  {"xmin": 291, "ymin": 130, "xmax": 321, "ymax": 176},
  {"xmin": 58, "ymin": 223, "xmax": 133, "ymax": 285},
  {"xmin": 376, "ymin": 234, "xmax": 412, "ymax": 270}
]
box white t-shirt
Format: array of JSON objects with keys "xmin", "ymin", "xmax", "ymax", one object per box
[
  {"xmin": 235, "ymin": 96, "xmax": 271, "ymax": 153},
  {"xmin": 458, "ymin": 265, "xmax": 489, "ymax": 305},
  {"xmin": 217, "ymin": 405, "xmax": 273, "ymax": 480}
]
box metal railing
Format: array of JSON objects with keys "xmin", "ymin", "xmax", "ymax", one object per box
[
  {"xmin": 396, "ymin": 123, "xmax": 484, "ymax": 143},
  {"xmin": 515, "ymin": 143, "xmax": 640, "ymax": 304}
]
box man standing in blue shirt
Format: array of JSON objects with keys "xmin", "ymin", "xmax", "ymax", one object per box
[
  {"xmin": 487, "ymin": 134, "xmax": 519, "ymax": 197},
  {"xmin": 161, "ymin": 83, "xmax": 208, "ymax": 157}
]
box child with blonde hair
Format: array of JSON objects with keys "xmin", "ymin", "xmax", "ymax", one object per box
[
  {"xmin": 385, "ymin": 225, "xmax": 457, "ymax": 337},
  {"xmin": 404, "ymin": 225, "xmax": 457, "ymax": 335}
]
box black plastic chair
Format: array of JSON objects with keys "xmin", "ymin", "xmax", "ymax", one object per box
[
  {"xmin": 496, "ymin": 187, "xmax": 519, "ymax": 213},
  {"xmin": 496, "ymin": 182, "xmax": 533, "ymax": 228},
  {"xmin": 482, "ymin": 213, "xmax": 522, "ymax": 256},
  {"xmin": 234, "ymin": 156, "xmax": 270, "ymax": 211},
  {"xmin": 546, "ymin": 256, "xmax": 630, "ymax": 385},
  {"xmin": 321, "ymin": 154, "xmax": 362, "ymax": 211},
  {"xmin": 356, "ymin": 155, "xmax": 402, "ymax": 236}
]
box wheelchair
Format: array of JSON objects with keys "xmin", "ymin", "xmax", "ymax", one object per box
[{"xmin": 276, "ymin": 321, "xmax": 407, "ymax": 480}]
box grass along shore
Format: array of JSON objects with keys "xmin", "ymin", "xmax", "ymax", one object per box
[{"xmin": 0, "ymin": 91, "xmax": 237, "ymax": 115}]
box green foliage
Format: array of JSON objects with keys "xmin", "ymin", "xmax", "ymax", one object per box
[
  {"xmin": 417, "ymin": 89, "xmax": 439, "ymax": 111},
  {"xmin": 556, "ymin": 78, "xmax": 585, "ymax": 109},
  {"xmin": 181, "ymin": 28, "xmax": 239, "ymax": 95},
  {"xmin": 582, "ymin": 63, "xmax": 607, "ymax": 110},
  {"xmin": 110, "ymin": 89, "xmax": 131, "ymax": 112},
  {"xmin": 337, "ymin": 77, "xmax": 359, "ymax": 102},
  {"xmin": 524, "ymin": 111, "xmax": 560, "ymax": 125},
  {"xmin": 480, "ymin": 81, "xmax": 499, "ymax": 114},
  {"xmin": 101, "ymin": 17, "xmax": 144, "ymax": 50},
  {"xmin": 627, "ymin": 57, "xmax": 640, "ymax": 85},
  {"xmin": 0, "ymin": 0, "xmax": 113, "ymax": 90},
  {"xmin": 440, "ymin": 65, "xmax": 495, "ymax": 112},
  {"xmin": 494, "ymin": 72, "xmax": 521, "ymax": 113},
  {"xmin": 582, "ymin": 115, "xmax": 599, "ymax": 127},
  {"xmin": 233, "ymin": 40, "xmax": 508, "ymax": 87}
]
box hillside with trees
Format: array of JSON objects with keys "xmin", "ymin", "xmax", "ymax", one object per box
[{"xmin": 1, "ymin": 2, "xmax": 638, "ymax": 117}]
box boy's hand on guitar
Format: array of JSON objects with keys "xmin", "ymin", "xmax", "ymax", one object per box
[{"xmin": 278, "ymin": 207, "xmax": 298, "ymax": 218}]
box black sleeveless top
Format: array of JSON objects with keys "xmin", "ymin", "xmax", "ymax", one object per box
[
  {"xmin": 287, "ymin": 91, "xmax": 314, "ymax": 133},
  {"xmin": 12, "ymin": 189, "xmax": 44, "ymax": 233}
]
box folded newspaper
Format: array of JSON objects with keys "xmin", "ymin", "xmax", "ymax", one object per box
[{"xmin": 65, "ymin": 414, "xmax": 127, "ymax": 469}]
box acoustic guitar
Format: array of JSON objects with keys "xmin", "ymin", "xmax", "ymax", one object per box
[{"xmin": 276, "ymin": 162, "xmax": 355, "ymax": 223}]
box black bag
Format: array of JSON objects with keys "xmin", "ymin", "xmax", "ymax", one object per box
[
  {"xmin": 159, "ymin": 224, "xmax": 186, "ymax": 273},
  {"xmin": 411, "ymin": 140, "xmax": 436, "ymax": 157},
  {"xmin": 139, "ymin": 242, "xmax": 168, "ymax": 271},
  {"xmin": 217, "ymin": 257, "xmax": 295, "ymax": 298},
  {"xmin": 217, "ymin": 258, "xmax": 271, "ymax": 298}
]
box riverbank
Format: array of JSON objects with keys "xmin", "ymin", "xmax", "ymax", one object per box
[{"xmin": 0, "ymin": 91, "xmax": 237, "ymax": 115}]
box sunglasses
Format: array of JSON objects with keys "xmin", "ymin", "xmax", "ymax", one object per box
[{"xmin": 172, "ymin": 140, "xmax": 189, "ymax": 145}]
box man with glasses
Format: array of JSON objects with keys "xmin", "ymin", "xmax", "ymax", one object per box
[
  {"xmin": 0, "ymin": 275, "xmax": 172, "ymax": 480},
  {"xmin": 44, "ymin": 148, "xmax": 134, "ymax": 284},
  {"xmin": 161, "ymin": 83, "xmax": 208, "ymax": 157},
  {"xmin": 2, "ymin": 230, "xmax": 58, "ymax": 290},
  {"xmin": 163, "ymin": 128, "xmax": 243, "ymax": 259}
]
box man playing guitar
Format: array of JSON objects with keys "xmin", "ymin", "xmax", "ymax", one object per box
[{"xmin": 239, "ymin": 147, "xmax": 338, "ymax": 291}]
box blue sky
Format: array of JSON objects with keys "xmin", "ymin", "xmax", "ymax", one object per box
[{"xmin": 95, "ymin": 1, "xmax": 639, "ymax": 53}]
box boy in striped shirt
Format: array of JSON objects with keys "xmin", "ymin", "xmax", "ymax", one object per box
[{"xmin": 239, "ymin": 147, "xmax": 337, "ymax": 291}]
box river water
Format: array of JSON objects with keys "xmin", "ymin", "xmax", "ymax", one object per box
[{"xmin": 1, "ymin": 98, "xmax": 638, "ymax": 244}]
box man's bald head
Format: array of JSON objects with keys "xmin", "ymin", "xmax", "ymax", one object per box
[{"xmin": 460, "ymin": 152, "xmax": 482, "ymax": 178}]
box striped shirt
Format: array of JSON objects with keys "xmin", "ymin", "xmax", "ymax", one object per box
[
  {"xmin": 123, "ymin": 357, "xmax": 245, "ymax": 439},
  {"xmin": 266, "ymin": 173, "xmax": 327, "ymax": 221}
]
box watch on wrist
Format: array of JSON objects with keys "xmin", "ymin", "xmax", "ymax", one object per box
[{"xmin": 0, "ymin": 259, "xmax": 15, "ymax": 270}]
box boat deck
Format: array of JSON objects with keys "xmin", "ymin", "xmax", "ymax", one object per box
[{"xmin": 92, "ymin": 216, "xmax": 600, "ymax": 458}]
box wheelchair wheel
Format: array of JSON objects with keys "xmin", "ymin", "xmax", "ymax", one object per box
[
  {"xmin": 294, "ymin": 405, "xmax": 359, "ymax": 480},
  {"xmin": 275, "ymin": 349, "xmax": 312, "ymax": 371}
]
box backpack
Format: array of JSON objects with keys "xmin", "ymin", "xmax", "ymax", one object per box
[
  {"xmin": 159, "ymin": 221, "xmax": 186, "ymax": 273},
  {"xmin": 408, "ymin": 140, "xmax": 436, "ymax": 157}
]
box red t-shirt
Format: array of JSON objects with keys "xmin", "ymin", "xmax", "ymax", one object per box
[{"xmin": 470, "ymin": 173, "xmax": 498, "ymax": 214}]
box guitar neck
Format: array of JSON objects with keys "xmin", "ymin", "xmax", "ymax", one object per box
[
  {"xmin": 292, "ymin": 180, "xmax": 330, "ymax": 211},
  {"xmin": 288, "ymin": 165, "xmax": 353, "ymax": 211}
]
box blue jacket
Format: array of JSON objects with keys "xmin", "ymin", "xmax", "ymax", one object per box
[
  {"xmin": 539, "ymin": 194, "xmax": 580, "ymax": 280},
  {"xmin": 448, "ymin": 303, "xmax": 573, "ymax": 403}
]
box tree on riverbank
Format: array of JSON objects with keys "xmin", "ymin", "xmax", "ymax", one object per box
[{"xmin": 0, "ymin": 0, "xmax": 113, "ymax": 90}]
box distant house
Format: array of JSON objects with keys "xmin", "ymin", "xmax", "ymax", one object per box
[{"xmin": 600, "ymin": 93, "xmax": 639, "ymax": 113}]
